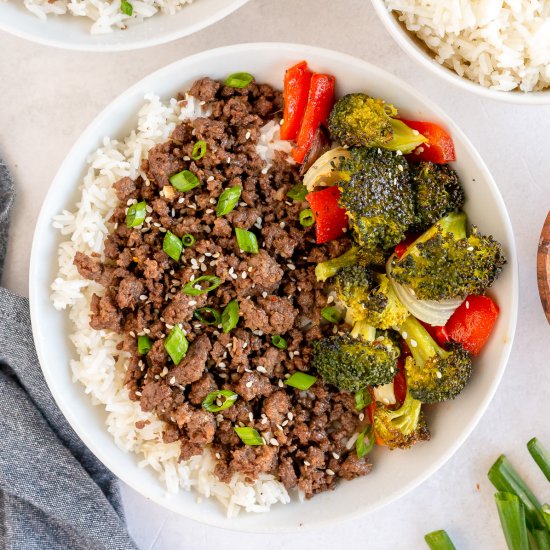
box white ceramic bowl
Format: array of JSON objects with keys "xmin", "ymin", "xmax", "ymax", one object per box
[
  {"xmin": 29, "ymin": 43, "xmax": 518, "ymax": 532},
  {"xmin": 0, "ymin": 0, "xmax": 248, "ymax": 51},
  {"xmin": 370, "ymin": 0, "xmax": 550, "ymax": 105}
]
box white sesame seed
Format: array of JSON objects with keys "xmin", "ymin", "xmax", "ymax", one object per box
[
  {"xmin": 262, "ymin": 291, "xmax": 268, "ymax": 298},
  {"xmin": 245, "ymin": 131, "xmax": 251, "ymax": 140},
  {"xmin": 249, "ymin": 412, "xmax": 254, "ymax": 422},
  {"xmin": 280, "ymin": 222, "xmax": 286, "ymax": 228},
  {"xmin": 278, "ymin": 380, "xmax": 284, "ymax": 388},
  {"xmin": 401, "ymin": 331, "xmax": 408, "ymax": 340},
  {"xmin": 261, "ymin": 417, "xmax": 268, "ymax": 424},
  {"xmin": 359, "ymin": 413, "xmax": 365, "ymax": 421},
  {"xmin": 304, "ymin": 460, "xmax": 311, "ymax": 466},
  {"xmin": 245, "ymin": 381, "xmax": 253, "ymax": 388},
  {"xmin": 436, "ymin": 371, "xmax": 443, "ymax": 379},
  {"xmin": 332, "ymin": 452, "xmax": 340, "ymax": 460},
  {"xmin": 270, "ymin": 438, "xmax": 279, "ymax": 446},
  {"xmin": 287, "ymin": 264, "xmax": 296, "ymax": 270},
  {"xmin": 287, "ymin": 412, "xmax": 294, "ymax": 420},
  {"xmin": 139, "ymin": 294, "xmax": 147, "ymax": 301},
  {"xmin": 326, "ymin": 469, "xmax": 335, "ymax": 476},
  {"xmin": 327, "ymin": 295, "xmax": 335, "ymax": 304},
  {"xmin": 466, "ymin": 301, "xmax": 470, "ymax": 309},
  {"xmin": 257, "ymin": 366, "xmax": 267, "ymax": 374},
  {"xmin": 410, "ymin": 339, "xmax": 418, "ymax": 348},
  {"xmin": 215, "ymin": 452, "xmax": 221, "ymax": 460},
  {"xmin": 261, "ymin": 167, "xmax": 268, "ymax": 175}
]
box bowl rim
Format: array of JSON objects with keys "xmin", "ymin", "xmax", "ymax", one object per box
[
  {"xmin": 0, "ymin": 0, "xmax": 249, "ymax": 52},
  {"xmin": 29, "ymin": 42, "xmax": 519, "ymax": 532},
  {"xmin": 370, "ymin": 0, "xmax": 550, "ymax": 105}
]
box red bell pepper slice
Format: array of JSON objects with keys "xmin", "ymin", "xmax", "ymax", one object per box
[
  {"xmin": 280, "ymin": 61, "xmax": 312, "ymax": 141},
  {"xmin": 401, "ymin": 119, "xmax": 456, "ymax": 164},
  {"xmin": 394, "ymin": 233, "xmax": 420, "ymax": 259},
  {"xmin": 393, "ymin": 358, "xmax": 407, "ymax": 406},
  {"xmin": 420, "ymin": 321, "xmax": 450, "ymax": 347},
  {"xmin": 306, "ymin": 186, "xmax": 348, "ymax": 244},
  {"xmin": 445, "ymin": 295, "xmax": 499, "ymax": 356},
  {"xmin": 292, "ymin": 73, "xmax": 335, "ymax": 164}
]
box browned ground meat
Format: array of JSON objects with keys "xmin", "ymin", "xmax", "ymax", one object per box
[{"xmin": 74, "ymin": 77, "xmax": 372, "ymax": 500}]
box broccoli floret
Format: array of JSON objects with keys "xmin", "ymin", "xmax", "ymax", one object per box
[
  {"xmin": 411, "ymin": 162, "xmax": 465, "ymax": 230},
  {"xmin": 311, "ymin": 320, "xmax": 399, "ymax": 391},
  {"xmin": 372, "ymin": 389, "xmax": 431, "ymax": 450},
  {"xmin": 315, "ymin": 245, "xmax": 387, "ymax": 282},
  {"xmin": 391, "ymin": 211, "xmax": 506, "ymax": 300},
  {"xmin": 398, "ymin": 315, "xmax": 472, "ymax": 404},
  {"xmin": 338, "ymin": 147, "xmax": 415, "ymax": 250},
  {"xmin": 328, "ymin": 93, "xmax": 427, "ymax": 153},
  {"xmin": 334, "ymin": 267, "xmax": 409, "ymax": 329}
]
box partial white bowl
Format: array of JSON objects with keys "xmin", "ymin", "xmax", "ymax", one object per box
[
  {"xmin": 29, "ymin": 43, "xmax": 518, "ymax": 532},
  {"xmin": 0, "ymin": 0, "xmax": 248, "ymax": 51},
  {"xmin": 370, "ymin": 0, "xmax": 550, "ymax": 105}
]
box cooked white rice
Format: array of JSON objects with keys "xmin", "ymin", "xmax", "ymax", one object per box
[
  {"xmin": 15, "ymin": 0, "xmax": 196, "ymax": 34},
  {"xmin": 385, "ymin": 0, "xmax": 550, "ymax": 92},
  {"xmin": 50, "ymin": 92, "xmax": 293, "ymax": 516}
]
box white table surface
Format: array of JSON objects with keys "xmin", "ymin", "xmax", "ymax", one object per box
[{"xmin": 1, "ymin": 1, "xmax": 550, "ymax": 548}]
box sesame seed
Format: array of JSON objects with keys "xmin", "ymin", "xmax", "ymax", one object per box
[
  {"xmin": 359, "ymin": 413, "xmax": 365, "ymax": 421},
  {"xmin": 261, "ymin": 417, "xmax": 268, "ymax": 424},
  {"xmin": 183, "ymin": 155, "xmax": 191, "ymax": 161},
  {"xmin": 327, "ymin": 295, "xmax": 334, "ymax": 304},
  {"xmin": 436, "ymin": 371, "xmax": 442, "ymax": 379},
  {"xmin": 262, "ymin": 292, "xmax": 268, "ymax": 298},
  {"xmin": 410, "ymin": 339, "xmax": 418, "ymax": 348},
  {"xmin": 332, "ymin": 452, "xmax": 340, "ymax": 460},
  {"xmin": 215, "ymin": 452, "xmax": 221, "ymax": 460},
  {"xmin": 178, "ymin": 197, "xmax": 185, "ymax": 204},
  {"xmin": 287, "ymin": 264, "xmax": 296, "ymax": 270},
  {"xmin": 326, "ymin": 469, "xmax": 335, "ymax": 476},
  {"xmin": 245, "ymin": 131, "xmax": 251, "ymax": 140},
  {"xmin": 401, "ymin": 331, "xmax": 408, "ymax": 340},
  {"xmin": 304, "ymin": 460, "xmax": 311, "ymax": 466},
  {"xmin": 188, "ymin": 300, "xmax": 197, "ymax": 306},
  {"xmin": 257, "ymin": 366, "xmax": 267, "ymax": 374},
  {"xmin": 287, "ymin": 412, "xmax": 294, "ymax": 420},
  {"xmin": 270, "ymin": 438, "xmax": 279, "ymax": 446},
  {"xmin": 241, "ymin": 272, "xmax": 247, "ymax": 279},
  {"xmin": 278, "ymin": 380, "xmax": 284, "ymax": 388},
  {"xmin": 249, "ymin": 412, "xmax": 254, "ymax": 422},
  {"xmin": 169, "ymin": 377, "xmax": 176, "ymax": 385},
  {"xmin": 280, "ymin": 221, "xmax": 286, "ymax": 228},
  {"xmin": 245, "ymin": 381, "xmax": 253, "ymax": 388},
  {"xmin": 261, "ymin": 167, "xmax": 268, "ymax": 175},
  {"xmin": 139, "ymin": 294, "xmax": 147, "ymax": 301},
  {"xmin": 466, "ymin": 301, "xmax": 470, "ymax": 309}
]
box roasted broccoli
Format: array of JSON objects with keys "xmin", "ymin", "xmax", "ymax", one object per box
[
  {"xmin": 411, "ymin": 162, "xmax": 465, "ymax": 230},
  {"xmin": 334, "ymin": 266, "xmax": 409, "ymax": 329},
  {"xmin": 311, "ymin": 320, "xmax": 399, "ymax": 391},
  {"xmin": 338, "ymin": 147, "xmax": 415, "ymax": 250},
  {"xmin": 315, "ymin": 245, "xmax": 386, "ymax": 282},
  {"xmin": 398, "ymin": 315, "xmax": 472, "ymax": 404},
  {"xmin": 328, "ymin": 93, "xmax": 427, "ymax": 153},
  {"xmin": 372, "ymin": 389, "xmax": 431, "ymax": 450},
  {"xmin": 391, "ymin": 211, "xmax": 506, "ymax": 300}
]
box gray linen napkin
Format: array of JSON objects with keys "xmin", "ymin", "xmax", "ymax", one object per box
[{"xmin": 0, "ymin": 160, "xmax": 138, "ymax": 550}]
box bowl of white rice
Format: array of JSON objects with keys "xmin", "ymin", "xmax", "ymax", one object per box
[
  {"xmin": 29, "ymin": 43, "xmax": 517, "ymax": 531},
  {"xmin": 371, "ymin": 0, "xmax": 550, "ymax": 104},
  {"xmin": 0, "ymin": 0, "xmax": 249, "ymax": 51}
]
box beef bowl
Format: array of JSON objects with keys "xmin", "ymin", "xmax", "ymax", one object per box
[{"xmin": 29, "ymin": 43, "xmax": 518, "ymax": 532}]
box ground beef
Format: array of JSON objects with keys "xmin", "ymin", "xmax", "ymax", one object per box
[{"xmin": 76, "ymin": 77, "xmax": 371, "ymax": 500}]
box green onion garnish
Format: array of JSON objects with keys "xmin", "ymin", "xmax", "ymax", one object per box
[
  {"xmin": 120, "ymin": 0, "xmax": 133, "ymax": 15},
  {"xmin": 126, "ymin": 201, "xmax": 146, "ymax": 227},
  {"xmin": 235, "ymin": 227, "xmax": 259, "ymax": 254},
  {"xmin": 169, "ymin": 170, "xmax": 200, "ymax": 192},
  {"xmin": 494, "ymin": 492, "xmax": 529, "ymax": 550},
  {"xmin": 224, "ymin": 72, "xmax": 254, "ymax": 88},
  {"xmin": 163, "ymin": 231, "xmax": 182, "ymax": 262},
  {"xmin": 234, "ymin": 426, "xmax": 264, "ymax": 445},
  {"xmin": 216, "ymin": 186, "xmax": 242, "ymax": 217},
  {"xmin": 321, "ymin": 306, "xmax": 342, "ymax": 324},
  {"xmin": 488, "ymin": 455, "xmax": 547, "ymax": 530},
  {"xmin": 202, "ymin": 390, "xmax": 238, "ymax": 412},
  {"xmin": 424, "ymin": 530, "xmax": 457, "ymax": 550},
  {"xmin": 137, "ymin": 335, "xmax": 151, "ymax": 355},
  {"xmin": 182, "ymin": 233, "xmax": 195, "ymax": 247},
  {"xmin": 356, "ymin": 426, "xmax": 374, "ymax": 459},
  {"xmin": 533, "ymin": 530, "xmax": 550, "ymax": 550},
  {"xmin": 271, "ymin": 335, "xmax": 287, "ymax": 350},
  {"xmin": 354, "ymin": 389, "xmax": 372, "ymax": 410},
  {"xmin": 287, "ymin": 183, "xmax": 308, "ymax": 202},
  {"xmin": 181, "ymin": 275, "xmax": 222, "ymax": 296},
  {"xmin": 527, "ymin": 437, "xmax": 550, "ymax": 483},
  {"xmin": 164, "ymin": 325, "xmax": 188, "ymax": 365},
  {"xmin": 285, "ymin": 372, "xmax": 317, "ymax": 390},
  {"xmin": 194, "ymin": 307, "xmax": 221, "ymax": 326},
  {"xmin": 191, "ymin": 140, "xmax": 207, "ymax": 161},
  {"xmin": 299, "ymin": 208, "xmax": 315, "ymax": 227},
  {"xmin": 221, "ymin": 300, "xmax": 239, "ymax": 333},
  {"xmin": 543, "ymin": 504, "xmax": 550, "ymax": 530}
]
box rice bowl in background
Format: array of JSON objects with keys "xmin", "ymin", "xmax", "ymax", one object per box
[{"xmin": 29, "ymin": 44, "xmax": 518, "ymax": 532}]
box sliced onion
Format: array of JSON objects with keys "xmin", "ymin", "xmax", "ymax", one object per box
[
  {"xmin": 303, "ymin": 147, "xmax": 350, "ymax": 191},
  {"xmin": 373, "ymin": 382, "xmax": 396, "ymax": 405},
  {"xmin": 386, "ymin": 255, "xmax": 463, "ymax": 327}
]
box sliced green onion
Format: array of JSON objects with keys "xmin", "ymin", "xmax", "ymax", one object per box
[
  {"xmin": 543, "ymin": 504, "xmax": 550, "ymax": 530},
  {"xmin": 137, "ymin": 335, "xmax": 151, "ymax": 355},
  {"xmin": 271, "ymin": 335, "xmax": 287, "ymax": 350},
  {"xmin": 527, "ymin": 437, "xmax": 550, "ymax": 483},
  {"xmin": 299, "ymin": 208, "xmax": 315, "ymax": 227},
  {"xmin": 424, "ymin": 530, "xmax": 457, "ymax": 550},
  {"xmin": 488, "ymin": 455, "xmax": 547, "ymax": 530},
  {"xmin": 221, "ymin": 300, "xmax": 239, "ymax": 333},
  {"xmin": 191, "ymin": 140, "xmax": 207, "ymax": 161},
  {"xmin": 321, "ymin": 306, "xmax": 342, "ymax": 324},
  {"xmin": 235, "ymin": 227, "xmax": 259, "ymax": 254},
  {"xmin": 164, "ymin": 325, "xmax": 188, "ymax": 365},
  {"xmin": 356, "ymin": 426, "xmax": 374, "ymax": 459},
  {"xmin": 126, "ymin": 201, "xmax": 146, "ymax": 227},
  {"xmin": 216, "ymin": 186, "xmax": 242, "ymax": 217},
  {"xmin": 532, "ymin": 530, "xmax": 550, "ymax": 550},
  {"xmin": 182, "ymin": 275, "xmax": 222, "ymax": 296},
  {"xmin": 194, "ymin": 307, "xmax": 221, "ymax": 326},
  {"xmin": 285, "ymin": 372, "xmax": 317, "ymax": 390},
  {"xmin": 224, "ymin": 72, "xmax": 254, "ymax": 88},
  {"xmin": 182, "ymin": 233, "xmax": 195, "ymax": 247},
  {"xmin": 494, "ymin": 492, "xmax": 529, "ymax": 550},
  {"xmin": 234, "ymin": 426, "xmax": 264, "ymax": 446},
  {"xmin": 169, "ymin": 170, "xmax": 200, "ymax": 192},
  {"xmin": 287, "ymin": 183, "xmax": 308, "ymax": 202},
  {"xmin": 120, "ymin": 0, "xmax": 133, "ymax": 15},
  {"xmin": 163, "ymin": 231, "xmax": 182, "ymax": 262},
  {"xmin": 202, "ymin": 390, "xmax": 238, "ymax": 412},
  {"xmin": 354, "ymin": 389, "xmax": 372, "ymax": 411}
]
